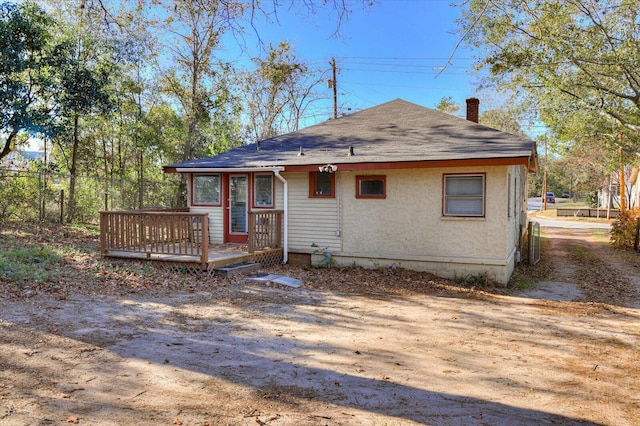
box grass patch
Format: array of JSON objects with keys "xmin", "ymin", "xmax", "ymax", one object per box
[
  {"xmin": 454, "ymin": 272, "xmax": 491, "ymax": 287},
  {"xmin": 0, "ymin": 245, "xmax": 64, "ymax": 284},
  {"xmin": 509, "ymin": 272, "xmax": 537, "ymax": 290},
  {"xmin": 589, "ymin": 229, "xmax": 611, "ymax": 243},
  {"xmin": 0, "ymin": 221, "xmax": 101, "ymax": 286},
  {"xmin": 568, "ymin": 246, "xmax": 591, "ymax": 260}
]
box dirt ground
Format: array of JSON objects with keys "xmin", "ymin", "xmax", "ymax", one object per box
[{"xmin": 1, "ymin": 224, "xmax": 640, "ymax": 425}]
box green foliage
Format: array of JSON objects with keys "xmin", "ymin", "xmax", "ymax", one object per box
[
  {"xmin": 508, "ymin": 273, "xmax": 535, "ymax": 291},
  {"xmin": 455, "ymin": 272, "xmax": 491, "ymax": 287},
  {"xmin": 0, "ymin": 0, "xmax": 370, "ymax": 222},
  {"xmin": 435, "ymin": 96, "xmax": 460, "ymax": 115},
  {"xmin": 0, "ymin": 169, "xmax": 42, "ymax": 222},
  {"xmin": 245, "ymin": 41, "xmax": 321, "ymax": 141},
  {"xmin": 0, "ymin": 244, "xmax": 63, "ymax": 284},
  {"xmin": 586, "ymin": 192, "xmax": 599, "ymax": 208},
  {"xmin": 461, "ymin": 0, "xmax": 640, "ymax": 153},
  {"xmin": 479, "ymin": 109, "xmax": 526, "ymax": 137},
  {"xmin": 0, "ymin": 1, "xmax": 56, "ymax": 160},
  {"xmin": 610, "ymin": 209, "xmax": 640, "ymax": 250}
]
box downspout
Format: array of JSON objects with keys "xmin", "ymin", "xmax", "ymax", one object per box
[{"xmin": 273, "ymin": 170, "xmax": 288, "ymax": 264}]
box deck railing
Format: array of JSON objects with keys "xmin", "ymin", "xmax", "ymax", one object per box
[
  {"xmin": 100, "ymin": 209, "xmax": 209, "ymax": 267},
  {"xmin": 248, "ymin": 210, "xmax": 283, "ymax": 253},
  {"xmin": 100, "ymin": 209, "xmax": 283, "ymax": 264}
]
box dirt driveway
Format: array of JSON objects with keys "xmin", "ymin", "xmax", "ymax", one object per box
[{"xmin": 1, "ymin": 225, "xmax": 639, "ymax": 425}]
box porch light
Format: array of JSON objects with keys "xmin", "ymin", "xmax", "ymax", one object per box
[{"xmin": 319, "ymin": 164, "xmax": 338, "ymax": 173}]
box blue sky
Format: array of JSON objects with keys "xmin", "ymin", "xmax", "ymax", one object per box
[{"xmin": 236, "ymin": 0, "xmax": 488, "ymax": 125}]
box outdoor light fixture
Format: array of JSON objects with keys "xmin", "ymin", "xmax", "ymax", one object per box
[{"xmin": 318, "ymin": 164, "xmax": 338, "ymax": 173}]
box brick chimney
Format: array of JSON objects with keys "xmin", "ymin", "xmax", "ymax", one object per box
[{"xmin": 466, "ymin": 97, "xmax": 480, "ymax": 123}]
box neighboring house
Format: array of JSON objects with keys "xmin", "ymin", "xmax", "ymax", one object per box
[
  {"xmin": 0, "ymin": 150, "xmax": 44, "ymax": 172},
  {"xmin": 164, "ymin": 98, "xmax": 538, "ymax": 284},
  {"xmin": 631, "ymin": 166, "xmax": 640, "ymax": 210},
  {"xmin": 598, "ymin": 166, "xmax": 639, "ymax": 211}
]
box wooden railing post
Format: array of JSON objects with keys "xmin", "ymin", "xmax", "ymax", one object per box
[
  {"xmin": 201, "ymin": 213, "xmax": 209, "ymax": 267},
  {"xmin": 248, "ymin": 211, "xmax": 256, "ymax": 253},
  {"xmin": 99, "ymin": 212, "xmax": 107, "ymax": 255},
  {"xmin": 275, "ymin": 211, "xmax": 282, "ymax": 248}
]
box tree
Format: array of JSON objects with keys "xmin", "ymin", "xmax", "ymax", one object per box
[
  {"xmin": 435, "ymin": 96, "xmax": 460, "ymax": 115},
  {"xmin": 49, "ymin": 4, "xmax": 118, "ymax": 222},
  {"xmin": 245, "ymin": 41, "xmax": 322, "ymax": 141},
  {"xmin": 460, "ymin": 0, "xmax": 640, "ymax": 147},
  {"xmin": 479, "ymin": 108, "xmax": 526, "ymax": 137},
  {"xmin": 0, "ymin": 2, "xmax": 54, "ymax": 161},
  {"xmin": 79, "ymin": 0, "xmax": 372, "ymax": 37},
  {"xmin": 150, "ymin": 0, "xmax": 245, "ymax": 205}
]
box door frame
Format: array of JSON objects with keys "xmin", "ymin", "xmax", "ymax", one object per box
[{"xmin": 224, "ymin": 173, "xmax": 249, "ymax": 244}]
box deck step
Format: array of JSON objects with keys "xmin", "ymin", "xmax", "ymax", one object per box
[{"xmin": 214, "ymin": 262, "xmax": 262, "ymax": 277}]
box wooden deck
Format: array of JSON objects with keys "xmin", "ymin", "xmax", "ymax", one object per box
[{"xmin": 99, "ymin": 209, "xmax": 284, "ymax": 275}]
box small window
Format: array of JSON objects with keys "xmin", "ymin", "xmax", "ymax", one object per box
[
  {"xmin": 254, "ymin": 174, "xmax": 274, "ymax": 207},
  {"xmin": 356, "ymin": 175, "xmax": 386, "ymax": 199},
  {"xmin": 309, "ymin": 172, "xmax": 335, "ymax": 198},
  {"xmin": 192, "ymin": 174, "xmax": 221, "ymax": 206},
  {"xmin": 443, "ymin": 174, "xmax": 485, "ymax": 217}
]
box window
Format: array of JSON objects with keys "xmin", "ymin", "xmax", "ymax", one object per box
[
  {"xmin": 356, "ymin": 175, "xmax": 386, "ymax": 199},
  {"xmin": 309, "ymin": 172, "xmax": 335, "ymax": 198},
  {"xmin": 192, "ymin": 174, "xmax": 221, "ymax": 206},
  {"xmin": 254, "ymin": 174, "xmax": 274, "ymax": 207},
  {"xmin": 443, "ymin": 174, "xmax": 485, "ymax": 217}
]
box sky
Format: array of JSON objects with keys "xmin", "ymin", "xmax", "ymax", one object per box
[
  {"xmin": 232, "ymin": 0, "xmax": 489, "ymax": 126},
  {"xmin": 21, "ymin": 0, "xmax": 497, "ymax": 151}
]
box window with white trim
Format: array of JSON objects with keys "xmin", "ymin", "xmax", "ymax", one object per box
[
  {"xmin": 254, "ymin": 174, "xmax": 274, "ymax": 207},
  {"xmin": 443, "ymin": 174, "xmax": 485, "ymax": 217},
  {"xmin": 192, "ymin": 174, "xmax": 221, "ymax": 206}
]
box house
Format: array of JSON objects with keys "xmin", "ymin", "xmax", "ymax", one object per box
[
  {"xmin": 598, "ymin": 166, "xmax": 639, "ymax": 212},
  {"xmin": 161, "ymin": 98, "xmax": 538, "ymax": 284},
  {"xmin": 0, "ymin": 150, "xmax": 44, "ymax": 172}
]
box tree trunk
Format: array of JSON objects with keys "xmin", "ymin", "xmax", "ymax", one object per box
[
  {"xmin": 67, "ymin": 114, "xmax": 80, "ymax": 223},
  {"xmin": 138, "ymin": 150, "xmax": 144, "ymax": 209},
  {"xmin": 0, "ymin": 130, "xmax": 18, "ymax": 162}
]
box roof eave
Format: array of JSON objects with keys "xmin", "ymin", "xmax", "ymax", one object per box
[{"xmin": 164, "ymin": 166, "xmax": 286, "ymax": 174}]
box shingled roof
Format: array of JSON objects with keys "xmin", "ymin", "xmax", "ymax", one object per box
[{"xmin": 165, "ymin": 99, "xmax": 537, "ymax": 172}]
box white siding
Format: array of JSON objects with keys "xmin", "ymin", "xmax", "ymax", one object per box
[
  {"xmin": 283, "ymin": 172, "xmax": 342, "ymax": 253},
  {"xmin": 189, "ymin": 206, "xmax": 224, "ymax": 244}
]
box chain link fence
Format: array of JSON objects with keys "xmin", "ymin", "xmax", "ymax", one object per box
[{"xmin": 0, "ymin": 168, "xmax": 182, "ymax": 224}]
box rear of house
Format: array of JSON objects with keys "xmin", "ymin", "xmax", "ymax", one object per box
[{"xmin": 165, "ymin": 98, "xmax": 537, "ymax": 284}]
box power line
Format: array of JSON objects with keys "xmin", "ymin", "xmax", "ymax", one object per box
[
  {"xmin": 342, "ymin": 61, "xmax": 472, "ymax": 69},
  {"xmin": 334, "ymin": 55, "xmax": 475, "ymax": 61},
  {"xmin": 341, "ymin": 67, "xmax": 472, "ymax": 76},
  {"xmin": 341, "ymin": 80, "xmax": 473, "ymax": 91}
]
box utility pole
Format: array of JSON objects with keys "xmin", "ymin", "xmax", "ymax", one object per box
[
  {"xmin": 619, "ymin": 144, "xmax": 626, "ymax": 212},
  {"xmin": 542, "ymin": 139, "xmax": 548, "ymax": 211},
  {"xmin": 330, "ymin": 58, "xmax": 337, "ymax": 119}
]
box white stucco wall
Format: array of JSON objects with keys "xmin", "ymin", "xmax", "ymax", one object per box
[{"xmin": 284, "ymin": 166, "xmax": 524, "ymax": 284}]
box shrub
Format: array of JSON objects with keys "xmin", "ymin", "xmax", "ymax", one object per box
[{"xmin": 610, "ymin": 208, "xmax": 640, "ymax": 249}]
